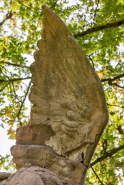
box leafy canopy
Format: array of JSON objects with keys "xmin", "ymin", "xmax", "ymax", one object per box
[{"xmin": 0, "ymin": 0, "xmax": 124, "ymax": 184}]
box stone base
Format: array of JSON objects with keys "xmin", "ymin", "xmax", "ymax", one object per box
[{"xmin": 11, "ymin": 145, "xmax": 87, "ymax": 185}]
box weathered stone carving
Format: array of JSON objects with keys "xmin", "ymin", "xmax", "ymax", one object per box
[
  {"xmin": 11, "ymin": 5, "xmax": 108, "ymax": 185},
  {"xmin": 11, "ymin": 145, "xmax": 86, "ymax": 185},
  {"xmin": 6, "ymin": 166, "xmax": 71, "ymax": 185},
  {"xmin": 0, "ymin": 172, "xmax": 11, "ymax": 185}
]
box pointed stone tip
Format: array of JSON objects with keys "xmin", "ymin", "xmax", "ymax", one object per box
[
  {"xmin": 42, "ymin": 5, "xmax": 55, "ymax": 19},
  {"xmin": 41, "ymin": 4, "xmax": 60, "ymax": 26},
  {"xmin": 42, "ymin": 5, "xmax": 50, "ymax": 13}
]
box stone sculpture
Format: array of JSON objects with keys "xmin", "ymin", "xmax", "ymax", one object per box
[
  {"xmin": 0, "ymin": 172, "xmax": 11, "ymax": 185},
  {"xmin": 6, "ymin": 165, "xmax": 71, "ymax": 185},
  {"xmin": 9, "ymin": 5, "xmax": 108, "ymax": 185}
]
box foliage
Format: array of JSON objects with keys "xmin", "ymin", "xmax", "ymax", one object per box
[
  {"xmin": 0, "ymin": 0, "xmax": 124, "ymax": 184},
  {"xmin": 0, "ymin": 154, "xmax": 16, "ymax": 173}
]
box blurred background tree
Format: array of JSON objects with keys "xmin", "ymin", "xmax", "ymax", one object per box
[{"xmin": 0, "ymin": 0, "xmax": 124, "ymax": 184}]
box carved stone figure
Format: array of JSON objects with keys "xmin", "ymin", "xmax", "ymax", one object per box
[
  {"xmin": 6, "ymin": 165, "xmax": 71, "ymax": 185},
  {"xmin": 11, "ymin": 145, "xmax": 87, "ymax": 185},
  {"xmin": 10, "ymin": 5, "xmax": 108, "ymax": 185}
]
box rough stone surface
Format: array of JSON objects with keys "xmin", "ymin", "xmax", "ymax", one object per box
[
  {"xmin": 6, "ymin": 166, "xmax": 71, "ymax": 185},
  {"xmin": 15, "ymin": 5, "xmax": 108, "ymax": 162},
  {"xmin": 0, "ymin": 180, "xmax": 7, "ymax": 185},
  {"xmin": 11, "ymin": 145, "xmax": 86, "ymax": 185},
  {"xmin": 0, "ymin": 172, "xmax": 11, "ymax": 182},
  {"xmin": 10, "ymin": 5, "xmax": 109, "ymax": 185}
]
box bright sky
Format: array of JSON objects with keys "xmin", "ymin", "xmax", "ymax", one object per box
[{"xmin": 0, "ymin": 127, "xmax": 15, "ymax": 157}]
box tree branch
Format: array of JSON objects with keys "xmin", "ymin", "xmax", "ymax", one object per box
[
  {"xmin": 11, "ymin": 81, "xmax": 19, "ymax": 100},
  {"xmin": 50, "ymin": 0, "xmax": 58, "ymax": 9},
  {"xmin": 74, "ymin": 19, "xmax": 124, "ymax": 38},
  {"xmin": 117, "ymin": 125, "xmax": 124, "ymax": 135},
  {"xmin": 0, "ymin": 77, "xmax": 31, "ymax": 83},
  {"xmin": 91, "ymin": 166, "xmax": 105, "ymax": 185},
  {"xmin": 93, "ymin": 0, "xmax": 100, "ymax": 24},
  {"xmin": 108, "ymin": 82, "xmax": 124, "ymax": 89},
  {"xmin": 0, "ymin": 10, "xmax": 13, "ymax": 27},
  {"xmin": 107, "ymin": 103, "xmax": 124, "ymax": 108},
  {"xmin": 101, "ymin": 73, "xmax": 124, "ymax": 82},
  {"xmin": 0, "ymin": 84, "xmax": 8, "ymax": 92},
  {"xmin": 17, "ymin": 81, "xmax": 32, "ymax": 126},
  {"xmin": 87, "ymin": 55, "xmax": 95, "ymax": 70},
  {"xmin": 0, "ymin": 62, "xmax": 29, "ymax": 68},
  {"xmin": 90, "ymin": 144, "xmax": 124, "ymax": 167}
]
